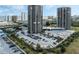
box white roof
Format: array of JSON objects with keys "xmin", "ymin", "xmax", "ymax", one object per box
[
  {"xmin": 45, "ymin": 30, "xmax": 75, "ymax": 39},
  {"xmin": 0, "ymin": 21, "xmax": 18, "ymax": 26},
  {"xmin": 16, "ymin": 29, "xmax": 75, "ymax": 49},
  {"xmin": 43, "ymin": 27, "xmax": 65, "ymax": 30}
]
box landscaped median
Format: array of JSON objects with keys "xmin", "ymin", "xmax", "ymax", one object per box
[
  {"xmin": 7, "ymin": 34, "xmax": 38, "ymax": 54},
  {"xmin": 7, "ymin": 33, "xmax": 55, "ymax": 54}
]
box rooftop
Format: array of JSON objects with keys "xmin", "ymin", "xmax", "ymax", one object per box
[
  {"xmin": 43, "ymin": 27, "xmax": 65, "ymax": 30},
  {"xmin": 0, "ymin": 21, "xmax": 18, "ymax": 26},
  {"xmin": 16, "ymin": 29, "xmax": 74, "ymax": 49}
]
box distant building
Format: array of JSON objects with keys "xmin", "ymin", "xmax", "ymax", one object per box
[
  {"xmin": 57, "ymin": 7, "xmax": 71, "ymax": 30},
  {"xmin": 72, "ymin": 15, "xmax": 79, "ymax": 22},
  {"xmin": 12, "ymin": 16, "xmax": 17, "ymax": 23},
  {"xmin": 0, "ymin": 16, "xmax": 5, "ymax": 21},
  {"xmin": 7, "ymin": 16, "xmax": 9, "ymax": 22},
  {"xmin": 43, "ymin": 16, "xmax": 48, "ymax": 26},
  {"xmin": 28, "ymin": 5, "xmax": 43, "ymax": 34},
  {"xmin": 21, "ymin": 12, "xmax": 27, "ymax": 21},
  {"xmin": 6, "ymin": 16, "xmax": 12, "ymax": 22},
  {"xmin": 48, "ymin": 16, "xmax": 53, "ymax": 19}
]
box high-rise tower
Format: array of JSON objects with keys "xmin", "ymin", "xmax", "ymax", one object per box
[
  {"xmin": 28, "ymin": 5, "xmax": 43, "ymax": 34},
  {"xmin": 57, "ymin": 7, "xmax": 71, "ymax": 30}
]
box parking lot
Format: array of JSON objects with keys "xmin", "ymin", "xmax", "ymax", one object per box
[
  {"xmin": 16, "ymin": 30, "xmax": 74, "ymax": 49},
  {"xmin": 0, "ymin": 29, "xmax": 24, "ymax": 54}
]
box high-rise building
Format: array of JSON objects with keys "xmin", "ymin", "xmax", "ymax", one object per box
[
  {"xmin": 57, "ymin": 7, "xmax": 71, "ymax": 30},
  {"xmin": 21, "ymin": 12, "xmax": 26, "ymax": 21},
  {"xmin": 0, "ymin": 16, "xmax": 5, "ymax": 21},
  {"xmin": 28, "ymin": 5, "xmax": 43, "ymax": 34},
  {"xmin": 48, "ymin": 16, "xmax": 53, "ymax": 19},
  {"xmin": 12, "ymin": 16, "xmax": 17, "ymax": 23},
  {"xmin": 6, "ymin": 16, "xmax": 11, "ymax": 22}
]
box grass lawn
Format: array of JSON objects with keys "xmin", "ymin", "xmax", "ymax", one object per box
[
  {"xmin": 65, "ymin": 37, "xmax": 79, "ymax": 54},
  {"xmin": 71, "ymin": 27, "xmax": 79, "ymax": 32},
  {"xmin": 64, "ymin": 27, "xmax": 79, "ymax": 54}
]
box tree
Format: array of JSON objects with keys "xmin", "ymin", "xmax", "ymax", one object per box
[
  {"xmin": 36, "ymin": 44, "xmax": 42, "ymax": 52},
  {"xmin": 46, "ymin": 21, "xmax": 50, "ymax": 26},
  {"xmin": 72, "ymin": 21, "xmax": 79, "ymax": 27},
  {"xmin": 60, "ymin": 46, "xmax": 66, "ymax": 53},
  {"xmin": 42, "ymin": 50, "xmax": 48, "ymax": 54}
]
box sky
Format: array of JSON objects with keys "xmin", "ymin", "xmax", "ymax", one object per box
[{"xmin": 0, "ymin": 5, "xmax": 79, "ymax": 16}]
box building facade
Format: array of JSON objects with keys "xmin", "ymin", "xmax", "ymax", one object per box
[
  {"xmin": 57, "ymin": 7, "xmax": 71, "ymax": 30},
  {"xmin": 28, "ymin": 5, "xmax": 43, "ymax": 34},
  {"xmin": 21, "ymin": 12, "xmax": 27, "ymax": 21},
  {"xmin": 12, "ymin": 16, "xmax": 17, "ymax": 23}
]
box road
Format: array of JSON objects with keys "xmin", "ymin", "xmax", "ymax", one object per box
[{"xmin": 7, "ymin": 36, "xmax": 26, "ymax": 54}]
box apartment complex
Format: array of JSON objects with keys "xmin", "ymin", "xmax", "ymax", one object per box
[
  {"xmin": 57, "ymin": 7, "xmax": 71, "ymax": 30},
  {"xmin": 28, "ymin": 5, "xmax": 43, "ymax": 34}
]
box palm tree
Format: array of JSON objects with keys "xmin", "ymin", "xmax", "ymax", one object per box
[{"xmin": 36, "ymin": 44, "xmax": 42, "ymax": 52}]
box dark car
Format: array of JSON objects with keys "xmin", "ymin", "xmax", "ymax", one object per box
[
  {"xmin": 13, "ymin": 49, "xmax": 19, "ymax": 53},
  {"xmin": 9, "ymin": 44, "xmax": 15, "ymax": 48}
]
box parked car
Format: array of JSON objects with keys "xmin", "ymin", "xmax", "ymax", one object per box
[{"xmin": 9, "ymin": 44, "xmax": 15, "ymax": 48}]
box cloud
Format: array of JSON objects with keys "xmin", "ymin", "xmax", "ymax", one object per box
[
  {"xmin": 45, "ymin": 5, "xmax": 55, "ymax": 9},
  {"xmin": 11, "ymin": 5, "xmax": 27, "ymax": 12},
  {"xmin": 12, "ymin": 5, "xmax": 25, "ymax": 12},
  {"xmin": 43, "ymin": 5, "xmax": 57, "ymax": 16},
  {"xmin": 0, "ymin": 5, "xmax": 79, "ymax": 16},
  {"xmin": 0, "ymin": 5, "xmax": 27, "ymax": 16},
  {"xmin": 44, "ymin": 5, "xmax": 55, "ymax": 11}
]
